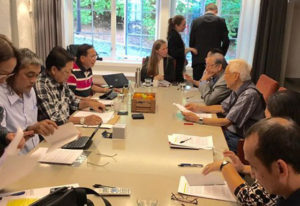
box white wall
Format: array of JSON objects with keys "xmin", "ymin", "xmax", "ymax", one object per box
[
  {"xmin": 285, "ymin": 1, "xmax": 300, "ymax": 78},
  {"xmin": 0, "ymin": 0, "xmax": 12, "ymax": 39}
]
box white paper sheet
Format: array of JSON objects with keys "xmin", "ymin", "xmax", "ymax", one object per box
[
  {"xmin": 3, "ymin": 127, "xmax": 23, "ymax": 157},
  {"xmin": 74, "ymin": 123, "xmax": 113, "ymax": 129},
  {"xmin": 43, "ymin": 122, "xmax": 79, "ymax": 152},
  {"xmin": 73, "ymin": 111, "xmax": 114, "ymax": 123},
  {"xmin": 91, "ymin": 97, "xmax": 114, "ymax": 105},
  {"xmin": 32, "ymin": 147, "xmax": 83, "ymax": 165},
  {"xmin": 178, "ymin": 176, "xmax": 236, "ymax": 202},
  {"xmin": 168, "ymin": 134, "xmax": 213, "ymax": 150},
  {"xmin": 184, "ymin": 172, "xmax": 225, "ymax": 186},
  {"xmin": 173, "ymin": 103, "xmax": 212, "ymax": 118},
  {"xmin": 0, "ymin": 155, "xmax": 39, "ymax": 190}
]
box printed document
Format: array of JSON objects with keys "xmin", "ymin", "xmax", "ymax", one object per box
[
  {"xmin": 43, "ymin": 122, "xmax": 79, "ymax": 152},
  {"xmin": 178, "ymin": 176, "xmax": 236, "ymax": 202},
  {"xmin": 73, "ymin": 111, "xmax": 114, "ymax": 123},
  {"xmin": 168, "ymin": 134, "xmax": 213, "ymax": 150},
  {"xmin": 184, "ymin": 172, "xmax": 225, "ymax": 186},
  {"xmin": 173, "ymin": 103, "xmax": 212, "ymax": 118}
]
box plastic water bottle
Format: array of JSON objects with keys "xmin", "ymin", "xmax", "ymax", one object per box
[{"xmin": 135, "ymin": 67, "xmax": 141, "ymax": 88}]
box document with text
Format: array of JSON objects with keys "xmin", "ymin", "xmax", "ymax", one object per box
[
  {"xmin": 173, "ymin": 103, "xmax": 212, "ymax": 119},
  {"xmin": 168, "ymin": 134, "xmax": 213, "ymax": 150}
]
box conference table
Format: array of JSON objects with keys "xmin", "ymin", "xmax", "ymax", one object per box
[{"xmin": 6, "ymin": 86, "xmax": 236, "ymax": 206}]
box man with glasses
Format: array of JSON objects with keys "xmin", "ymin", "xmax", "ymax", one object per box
[
  {"xmin": 67, "ymin": 44, "xmax": 109, "ymax": 98},
  {"xmin": 185, "ymin": 50, "xmax": 230, "ymax": 105},
  {"xmin": 182, "ymin": 59, "xmax": 265, "ymax": 152}
]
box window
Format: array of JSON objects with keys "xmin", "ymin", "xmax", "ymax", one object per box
[
  {"xmin": 73, "ymin": 0, "xmax": 157, "ymax": 61},
  {"xmin": 171, "ymin": 0, "xmax": 241, "ymax": 60}
]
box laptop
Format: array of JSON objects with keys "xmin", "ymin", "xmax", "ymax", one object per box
[
  {"xmin": 102, "ymin": 73, "xmax": 129, "ymax": 88},
  {"xmin": 62, "ymin": 123, "xmax": 102, "ymax": 150}
]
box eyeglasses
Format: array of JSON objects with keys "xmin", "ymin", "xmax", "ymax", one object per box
[
  {"xmin": 171, "ymin": 193, "xmax": 198, "ymax": 205},
  {"xmin": 0, "ymin": 73, "xmax": 15, "ymax": 79}
]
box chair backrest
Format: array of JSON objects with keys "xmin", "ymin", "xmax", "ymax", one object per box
[
  {"xmin": 67, "ymin": 44, "xmax": 103, "ymax": 61},
  {"xmin": 237, "ymin": 139, "xmax": 249, "ymax": 165},
  {"xmin": 256, "ymin": 74, "xmax": 279, "ymax": 102}
]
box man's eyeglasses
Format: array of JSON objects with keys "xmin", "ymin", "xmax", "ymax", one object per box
[
  {"xmin": 171, "ymin": 193, "xmax": 198, "ymax": 205},
  {"xmin": 0, "ymin": 73, "xmax": 15, "ymax": 79}
]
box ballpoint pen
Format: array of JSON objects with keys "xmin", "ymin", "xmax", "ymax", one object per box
[
  {"xmin": 93, "ymin": 184, "xmax": 116, "ymax": 188},
  {"xmin": 178, "ymin": 163, "xmax": 203, "ymax": 167},
  {"xmin": 180, "ymin": 137, "xmax": 191, "ymax": 143}
]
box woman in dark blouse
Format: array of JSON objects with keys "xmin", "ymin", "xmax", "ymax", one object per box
[{"xmin": 167, "ymin": 15, "xmax": 197, "ymax": 82}]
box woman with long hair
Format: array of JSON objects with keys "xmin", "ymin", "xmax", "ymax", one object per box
[
  {"xmin": 167, "ymin": 15, "xmax": 197, "ymax": 82},
  {"xmin": 141, "ymin": 39, "xmax": 175, "ymax": 83}
]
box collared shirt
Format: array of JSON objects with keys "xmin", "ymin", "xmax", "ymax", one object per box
[
  {"xmin": 34, "ymin": 71, "xmax": 80, "ymax": 126},
  {"xmin": 221, "ymin": 81, "xmax": 265, "ymax": 137},
  {"xmin": 277, "ymin": 189, "xmax": 300, "ymax": 206},
  {"xmin": 235, "ymin": 181, "xmax": 279, "ymax": 206},
  {"xmin": 0, "ymin": 84, "xmax": 39, "ymax": 154},
  {"xmin": 67, "ymin": 62, "xmax": 93, "ymax": 97}
]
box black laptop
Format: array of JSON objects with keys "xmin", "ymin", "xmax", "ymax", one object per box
[
  {"xmin": 62, "ymin": 123, "xmax": 102, "ymax": 150},
  {"xmin": 102, "ymin": 73, "xmax": 129, "ymax": 88}
]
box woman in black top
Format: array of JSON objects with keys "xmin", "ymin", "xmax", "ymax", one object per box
[
  {"xmin": 167, "ymin": 15, "xmax": 197, "ymax": 82},
  {"xmin": 141, "ymin": 39, "xmax": 175, "ymax": 83}
]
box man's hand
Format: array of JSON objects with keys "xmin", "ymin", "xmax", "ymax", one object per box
[
  {"xmin": 184, "ymin": 74, "xmax": 193, "ymax": 83},
  {"xmin": 5, "ymin": 131, "xmax": 34, "ymax": 149},
  {"xmin": 223, "ymin": 150, "xmax": 245, "ymax": 173},
  {"xmin": 84, "ymin": 115, "xmax": 102, "ymax": 125},
  {"xmin": 154, "ymin": 75, "xmax": 164, "ymax": 81},
  {"xmin": 88, "ymin": 100, "xmax": 105, "ymax": 112},
  {"xmin": 202, "ymin": 160, "xmax": 223, "ymax": 175},
  {"xmin": 184, "ymin": 103, "xmax": 201, "ymax": 112},
  {"xmin": 182, "ymin": 111, "xmax": 199, "ymax": 122},
  {"xmin": 30, "ymin": 120, "xmax": 58, "ymax": 136},
  {"xmin": 201, "ymin": 70, "xmax": 215, "ymax": 81},
  {"xmin": 189, "ymin": 47, "xmax": 198, "ymax": 55}
]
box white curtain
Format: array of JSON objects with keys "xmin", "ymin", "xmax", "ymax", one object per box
[{"xmin": 236, "ymin": 0, "xmax": 261, "ymax": 66}]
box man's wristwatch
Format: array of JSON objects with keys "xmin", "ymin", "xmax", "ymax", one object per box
[
  {"xmin": 80, "ymin": 117, "xmax": 85, "ymax": 125},
  {"xmin": 220, "ymin": 160, "xmax": 230, "ymax": 171},
  {"xmin": 197, "ymin": 118, "xmax": 203, "ymax": 125}
]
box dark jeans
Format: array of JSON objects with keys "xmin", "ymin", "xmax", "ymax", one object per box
[
  {"xmin": 224, "ymin": 129, "xmax": 241, "ymax": 153},
  {"xmin": 192, "ymin": 63, "xmax": 206, "ymax": 81}
]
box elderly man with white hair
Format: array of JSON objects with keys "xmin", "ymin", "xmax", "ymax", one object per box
[{"xmin": 182, "ymin": 59, "xmax": 265, "ymax": 152}]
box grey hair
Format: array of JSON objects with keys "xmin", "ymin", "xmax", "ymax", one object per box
[
  {"xmin": 19, "ymin": 48, "xmax": 42, "ymax": 68},
  {"xmin": 228, "ymin": 59, "xmax": 251, "ymax": 81}
]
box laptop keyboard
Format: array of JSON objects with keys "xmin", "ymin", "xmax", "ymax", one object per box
[{"xmin": 62, "ymin": 136, "xmax": 89, "ymax": 149}]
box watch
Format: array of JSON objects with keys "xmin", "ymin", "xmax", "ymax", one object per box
[
  {"xmin": 220, "ymin": 160, "xmax": 230, "ymax": 171},
  {"xmin": 197, "ymin": 118, "xmax": 203, "ymax": 125},
  {"xmin": 80, "ymin": 117, "xmax": 85, "ymax": 125}
]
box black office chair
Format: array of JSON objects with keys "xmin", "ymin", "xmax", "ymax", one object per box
[{"xmin": 66, "ymin": 44, "xmax": 103, "ymax": 61}]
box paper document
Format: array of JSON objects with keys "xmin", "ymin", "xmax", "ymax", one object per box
[
  {"xmin": 184, "ymin": 173, "xmax": 225, "ymax": 186},
  {"xmin": 74, "ymin": 111, "xmax": 114, "ymax": 123},
  {"xmin": 173, "ymin": 103, "xmax": 212, "ymax": 118},
  {"xmin": 168, "ymin": 134, "xmax": 213, "ymax": 150},
  {"xmin": 91, "ymin": 97, "xmax": 114, "ymax": 105},
  {"xmin": 2, "ymin": 127, "xmax": 23, "ymax": 157},
  {"xmin": 178, "ymin": 176, "xmax": 236, "ymax": 202},
  {"xmin": 43, "ymin": 122, "xmax": 79, "ymax": 152},
  {"xmin": 159, "ymin": 80, "xmax": 171, "ymax": 87},
  {"xmin": 75, "ymin": 123, "xmax": 113, "ymax": 129},
  {"xmin": 0, "ymin": 184, "xmax": 79, "ymax": 205},
  {"xmin": 0, "ymin": 155, "xmax": 39, "ymax": 190},
  {"xmin": 32, "ymin": 147, "xmax": 83, "ymax": 165}
]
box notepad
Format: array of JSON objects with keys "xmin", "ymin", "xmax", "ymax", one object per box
[
  {"xmin": 73, "ymin": 111, "xmax": 114, "ymax": 123},
  {"xmin": 178, "ymin": 176, "xmax": 236, "ymax": 202},
  {"xmin": 43, "ymin": 122, "xmax": 80, "ymax": 152},
  {"xmin": 173, "ymin": 103, "xmax": 212, "ymax": 119},
  {"xmin": 32, "ymin": 148, "xmax": 83, "ymax": 165},
  {"xmin": 184, "ymin": 173, "xmax": 225, "ymax": 186},
  {"xmin": 168, "ymin": 134, "xmax": 213, "ymax": 150}
]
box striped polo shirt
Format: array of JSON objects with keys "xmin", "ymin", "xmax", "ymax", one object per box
[{"xmin": 67, "ymin": 62, "xmax": 93, "ymax": 97}]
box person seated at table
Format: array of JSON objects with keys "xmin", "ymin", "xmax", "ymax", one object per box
[
  {"xmin": 184, "ymin": 50, "xmax": 230, "ymax": 105},
  {"xmin": 0, "ymin": 48, "xmax": 58, "ymax": 154},
  {"xmin": 141, "ymin": 39, "xmax": 175, "ymax": 83},
  {"xmin": 67, "ymin": 44, "xmax": 111, "ymax": 98},
  {"xmin": 202, "ymin": 90, "xmax": 300, "ymax": 206},
  {"xmin": 35, "ymin": 46, "xmax": 105, "ymax": 126},
  {"xmin": 182, "ymin": 59, "xmax": 265, "ymax": 152}
]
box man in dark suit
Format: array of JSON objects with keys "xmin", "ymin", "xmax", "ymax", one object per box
[{"xmin": 189, "ymin": 3, "xmax": 229, "ymax": 80}]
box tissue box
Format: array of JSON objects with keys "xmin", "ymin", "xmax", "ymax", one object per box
[{"xmin": 112, "ymin": 124, "xmax": 126, "ymax": 139}]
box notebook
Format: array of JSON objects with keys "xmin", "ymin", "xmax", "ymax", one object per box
[
  {"xmin": 102, "ymin": 73, "xmax": 129, "ymax": 88},
  {"xmin": 62, "ymin": 123, "xmax": 102, "ymax": 149}
]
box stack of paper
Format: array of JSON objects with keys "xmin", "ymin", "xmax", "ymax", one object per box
[
  {"xmin": 43, "ymin": 122, "xmax": 79, "ymax": 152},
  {"xmin": 32, "ymin": 148, "xmax": 83, "ymax": 165},
  {"xmin": 173, "ymin": 103, "xmax": 212, "ymax": 119},
  {"xmin": 73, "ymin": 111, "xmax": 114, "ymax": 128},
  {"xmin": 91, "ymin": 97, "xmax": 114, "ymax": 105},
  {"xmin": 168, "ymin": 134, "xmax": 213, "ymax": 150},
  {"xmin": 178, "ymin": 175, "xmax": 236, "ymax": 202}
]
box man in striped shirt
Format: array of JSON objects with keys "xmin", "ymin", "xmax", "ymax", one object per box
[{"xmin": 67, "ymin": 44, "xmax": 109, "ymax": 97}]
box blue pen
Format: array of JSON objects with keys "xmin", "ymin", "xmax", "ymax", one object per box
[
  {"xmin": 178, "ymin": 163, "xmax": 203, "ymax": 167},
  {"xmin": 10, "ymin": 191, "xmax": 25, "ymax": 196}
]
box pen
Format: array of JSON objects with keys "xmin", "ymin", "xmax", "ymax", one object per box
[
  {"xmin": 184, "ymin": 122, "xmax": 194, "ymax": 125},
  {"xmin": 180, "ymin": 137, "xmax": 191, "ymax": 143},
  {"xmin": 178, "ymin": 163, "xmax": 203, "ymax": 168},
  {"xmin": 93, "ymin": 184, "xmax": 116, "ymax": 188}
]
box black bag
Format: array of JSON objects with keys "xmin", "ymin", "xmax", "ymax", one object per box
[{"xmin": 29, "ymin": 187, "xmax": 111, "ymax": 206}]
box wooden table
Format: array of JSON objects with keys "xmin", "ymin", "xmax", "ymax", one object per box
[{"xmin": 6, "ymin": 86, "xmax": 236, "ymax": 206}]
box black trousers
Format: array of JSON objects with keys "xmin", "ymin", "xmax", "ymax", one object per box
[{"xmin": 192, "ymin": 63, "xmax": 206, "ymax": 81}]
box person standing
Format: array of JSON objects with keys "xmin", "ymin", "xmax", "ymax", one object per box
[
  {"xmin": 167, "ymin": 15, "xmax": 197, "ymax": 82},
  {"xmin": 189, "ymin": 3, "xmax": 229, "ymax": 80}
]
